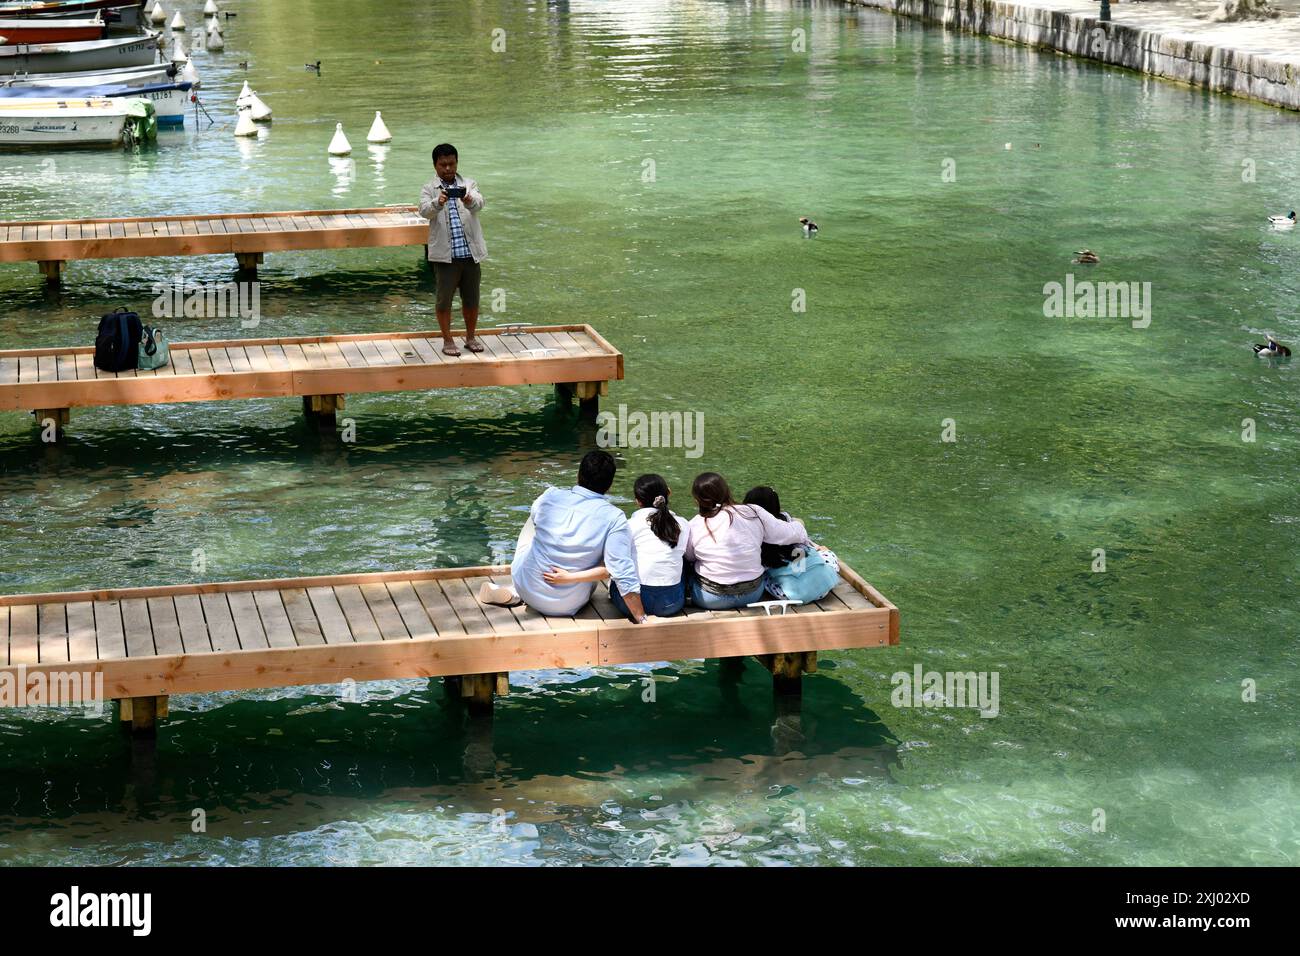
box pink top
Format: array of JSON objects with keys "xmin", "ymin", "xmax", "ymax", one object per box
[{"xmin": 685, "ymin": 505, "xmax": 810, "ymax": 584}]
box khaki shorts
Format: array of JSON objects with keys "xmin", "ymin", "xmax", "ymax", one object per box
[{"xmin": 433, "ymin": 259, "xmax": 481, "ymax": 311}]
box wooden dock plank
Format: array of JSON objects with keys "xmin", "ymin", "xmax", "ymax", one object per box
[
  {"xmin": 227, "ymin": 590, "xmax": 270, "ymax": 650},
  {"xmin": 9, "ymin": 605, "xmax": 37, "ymax": 666},
  {"xmin": 385, "ymin": 581, "xmax": 438, "ymax": 640},
  {"xmin": 333, "ymin": 585, "xmax": 384, "ymax": 643},
  {"xmin": 147, "ymin": 596, "xmax": 184, "ymax": 657},
  {"xmin": 306, "ymin": 586, "xmax": 354, "ymax": 644},
  {"xmin": 252, "ymin": 589, "xmax": 297, "ymax": 649},
  {"xmin": 359, "ymin": 582, "xmax": 412, "ymax": 641},
  {"xmin": 120, "ymin": 598, "xmax": 154, "ymax": 658},
  {"xmin": 174, "ymin": 593, "xmax": 212, "ymax": 654},
  {"xmin": 199, "ymin": 592, "xmax": 241, "ymax": 653},
  {"xmin": 38, "ymin": 603, "xmax": 68, "ymax": 664},
  {"xmin": 281, "ymin": 588, "xmax": 325, "ymax": 646},
  {"xmin": 93, "ymin": 600, "xmax": 126, "ymax": 660},
  {"xmin": 66, "ymin": 601, "xmax": 96, "ymax": 662}
]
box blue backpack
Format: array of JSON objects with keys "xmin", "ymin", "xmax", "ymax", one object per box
[
  {"xmin": 765, "ymin": 545, "xmax": 839, "ymax": 605},
  {"xmin": 93, "ymin": 308, "xmax": 142, "ymax": 373}
]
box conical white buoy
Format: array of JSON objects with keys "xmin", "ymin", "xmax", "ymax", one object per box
[
  {"xmin": 366, "ymin": 111, "xmax": 391, "ymax": 143},
  {"xmin": 243, "ymin": 91, "xmax": 271, "ymax": 121},
  {"xmin": 237, "ymin": 80, "xmax": 252, "ymax": 101},
  {"xmin": 234, "ymin": 106, "xmax": 258, "ymax": 138},
  {"xmin": 209, "ymin": 16, "xmax": 223, "ymax": 35},
  {"xmin": 180, "ymin": 58, "xmax": 201, "ymax": 88},
  {"xmin": 149, "ymin": 2, "xmax": 166, "ymax": 24},
  {"xmin": 204, "ymin": 0, "xmax": 219, "ymax": 15},
  {"xmin": 170, "ymin": 36, "xmax": 187, "ymax": 63},
  {"xmin": 328, "ymin": 122, "xmax": 351, "ymax": 156},
  {"xmin": 205, "ymin": 24, "xmax": 224, "ymax": 50},
  {"xmin": 170, "ymin": 10, "xmax": 185, "ymax": 31}
]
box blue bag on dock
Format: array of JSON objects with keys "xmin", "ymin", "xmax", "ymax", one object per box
[
  {"xmin": 764, "ymin": 545, "xmax": 840, "ymax": 605},
  {"xmin": 138, "ymin": 326, "xmax": 170, "ymax": 370},
  {"xmin": 93, "ymin": 307, "xmax": 143, "ymax": 373}
]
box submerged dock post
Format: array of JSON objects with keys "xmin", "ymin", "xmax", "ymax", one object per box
[
  {"xmin": 460, "ymin": 672, "xmax": 508, "ymax": 716},
  {"xmin": 574, "ymin": 380, "xmax": 606, "ymax": 418},
  {"xmin": 302, "ymin": 394, "xmax": 344, "ymax": 427},
  {"xmin": 235, "ymin": 251, "xmax": 263, "ymax": 274},
  {"xmin": 760, "ymin": 651, "xmax": 816, "ymax": 696},
  {"xmin": 37, "ymin": 260, "xmax": 65, "ymax": 284},
  {"xmin": 118, "ymin": 695, "xmax": 169, "ymax": 735}
]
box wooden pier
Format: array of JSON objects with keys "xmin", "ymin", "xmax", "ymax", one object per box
[
  {"xmin": 0, "ymin": 563, "xmax": 898, "ymax": 731},
  {"xmin": 0, "ymin": 324, "xmax": 621, "ymax": 436},
  {"xmin": 0, "ymin": 205, "xmax": 430, "ymax": 282}
]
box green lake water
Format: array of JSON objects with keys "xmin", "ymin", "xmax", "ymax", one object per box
[{"xmin": 1, "ymin": 0, "xmax": 1297, "ymax": 865}]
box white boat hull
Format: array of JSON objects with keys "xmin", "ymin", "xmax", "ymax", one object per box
[
  {"xmin": 0, "ymin": 109, "xmax": 125, "ymax": 145},
  {"xmin": 0, "ymin": 32, "xmax": 159, "ymax": 75},
  {"xmin": 1, "ymin": 64, "xmax": 173, "ymax": 88}
]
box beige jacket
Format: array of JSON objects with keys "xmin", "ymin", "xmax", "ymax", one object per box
[{"xmin": 418, "ymin": 173, "xmax": 487, "ymax": 262}]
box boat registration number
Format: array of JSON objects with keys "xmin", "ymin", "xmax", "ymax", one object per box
[{"xmin": 0, "ymin": 126, "xmax": 19, "ymax": 135}]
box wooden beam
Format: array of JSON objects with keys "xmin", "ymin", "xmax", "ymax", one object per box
[{"xmin": 37, "ymin": 260, "xmax": 64, "ymax": 284}]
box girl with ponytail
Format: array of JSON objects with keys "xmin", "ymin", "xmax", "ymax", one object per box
[{"xmin": 542, "ymin": 474, "xmax": 691, "ymax": 619}]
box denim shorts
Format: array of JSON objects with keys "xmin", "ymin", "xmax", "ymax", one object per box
[{"xmin": 610, "ymin": 581, "xmax": 685, "ymax": 620}]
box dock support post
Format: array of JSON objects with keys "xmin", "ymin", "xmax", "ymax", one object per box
[
  {"xmin": 302, "ymin": 394, "xmax": 344, "ymax": 427},
  {"xmin": 118, "ymin": 695, "xmax": 169, "ymax": 735},
  {"xmin": 32, "ymin": 407, "xmax": 70, "ymax": 440},
  {"xmin": 460, "ymin": 672, "xmax": 508, "ymax": 716},
  {"xmin": 235, "ymin": 252, "xmax": 263, "ymax": 274},
  {"xmin": 554, "ymin": 382, "xmax": 575, "ymax": 407},
  {"xmin": 37, "ymin": 259, "xmax": 65, "ymax": 285},
  {"xmin": 759, "ymin": 651, "xmax": 816, "ymax": 696},
  {"xmin": 575, "ymin": 380, "xmax": 607, "ymax": 418}
]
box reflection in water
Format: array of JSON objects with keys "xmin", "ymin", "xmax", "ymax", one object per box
[{"xmin": 329, "ymin": 157, "xmax": 356, "ymax": 196}]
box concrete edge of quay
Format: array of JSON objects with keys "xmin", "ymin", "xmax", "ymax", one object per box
[{"xmin": 844, "ymin": 0, "xmax": 1300, "ymax": 111}]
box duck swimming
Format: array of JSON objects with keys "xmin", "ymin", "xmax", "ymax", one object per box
[
  {"xmin": 1074, "ymin": 249, "xmax": 1099, "ymax": 264},
  {"xmin": 1268, "ymin": 211, "xmax": 1296, "ymax": 227},
  {"xmin": 799, "ymin": 217, "xmax": 818, "ymax": 238},
  {"xmin": 1253, "ymin": 337, "xmax": 1292, "ymax": 358},
  {"xmin": 305, "ymin": 60, "xmax": 322, "ymax": 73}
]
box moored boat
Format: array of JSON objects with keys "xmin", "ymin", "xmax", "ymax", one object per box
[
  {"xmin": 0, "ymin": 13, "xmax": 106, "ymax": 43},
  {"xmin": 0, "ymin": 78, "xmax": 188, "ymax": 123},
  {"xmin": 0, "ymin": 60, "xmax": 175, "ymax": 87},
  {"xmin": 0, "ymin": 0, "xmax": 142, "ymax": 24},
  {"xmin": 0, "ymin": 93, "xmax": 156, "ymax": 145},
  {"xmin": 0, "ymin": 30, "xmax": 159, "ymax": 73},
  {"xmin": 21, "ymin": 5, "xmax": 144, "ymax": 30}
]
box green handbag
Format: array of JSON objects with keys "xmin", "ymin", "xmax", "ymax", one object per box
[{"xmin": 138, "ymin": 326, "xmax": 170, "ymax": 370}]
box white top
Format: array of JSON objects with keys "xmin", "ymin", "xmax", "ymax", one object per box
[
  {"xmin": 628, "ymin": 507, "xmax": 690, "ymax": 587},
  {"xmin": 685, "ymin": 505, "xmax": 810, "ymax": 585}
]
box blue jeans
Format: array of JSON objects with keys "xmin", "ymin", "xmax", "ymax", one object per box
[
  {"xmin": 687, "ymin": 573, "xmax": 766, "ymax": 610},
  {"xmin": 610, "ymin": 581, "xmax": 684, "ymax": 620}
]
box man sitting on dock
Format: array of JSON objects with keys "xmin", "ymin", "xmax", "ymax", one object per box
[
  {"xmin": 418, "ymin": 143, "xmax": 487, "ymax": 357},
  {"xmin": 480, "ymin": 451, "xmax": 650, "ymax": 623}
]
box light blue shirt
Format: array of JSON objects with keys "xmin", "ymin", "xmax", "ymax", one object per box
[{"xmin": 511, "ymin": 485, "xmax": 641, "ymax": 616}]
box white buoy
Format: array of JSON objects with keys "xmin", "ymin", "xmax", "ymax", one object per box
[
  {"xmin": 234, "ymin": 106, "xmax": 258, "ymax": 138},
  {"xmin": 328, "ymin": 122, "xmax": 352, "ymax": 156},
  {"xmin": 180, "ymin": 58, "xmax": 201, "ymax": 88},
  {"xmin": 1004, "ymin": 142, "xmax": 1012, "ymax": 150},
  {"xmin": 209, "ymin": 16, "xmax": 223, "ymax": 35},
  {"xmin": 366, "ymin": 111, "xmax": 392, "ymax": 143},
  {"xmin": 245, "ymin": 91, "xmax": 271, "ymax": 121},
  {"xmin": 149, "ymin": 2, "xmax": 166, "ymax": 25},
  {"xmin": 205, "ymin": 24, "xmax": 224, "ymax": 50},
  {"xmin": 237, "ymin": 80, "xmax": 252, "ymax": 102},
  {"xmin": 203, "ymin": 0, "xmax": 219, "ymax": 15},
  {"xmin": 170, "ymin": 36, "xmax": 187, "ymax": 63},
  {"xmin": 170, "ymin": 10, "xmax": 185, "ymax": 31}
]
